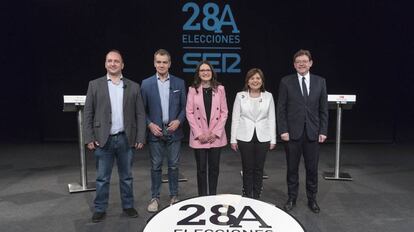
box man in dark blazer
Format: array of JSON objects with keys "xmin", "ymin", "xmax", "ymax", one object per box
[
  {"xmin": 141, "ymin": 49, "xmax": 186, "ymax": 212},
  {"xmin": 83, "ymin": 50, "xmax": 146, "ymax": 222},
  {"xmin": 277, "ymin": 49, "xmax": 328, "ymax": 213}
]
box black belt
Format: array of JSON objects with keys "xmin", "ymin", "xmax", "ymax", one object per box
[{"xmin": 110, "ymin": 131, "xmax": 125, "ymax": 136}]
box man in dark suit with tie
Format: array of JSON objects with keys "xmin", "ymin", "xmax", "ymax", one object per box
[
  {"xmin": 141, "ymin": 49, "xmax": 186, "ymax": 212},
  {"xmin": 83, "ymin": 50, "xmax": 146, "ymax": 222},
  {"xmin": 277, "ymin": 49, "xmax": 328, "ymax": 213}
]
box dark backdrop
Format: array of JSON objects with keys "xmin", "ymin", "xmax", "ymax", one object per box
[{"xmin": 2, "ymin": 0, "xmax": 413, "ymax": 143}]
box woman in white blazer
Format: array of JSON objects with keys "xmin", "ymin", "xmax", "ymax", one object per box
[{"xmin": 230, "ymin": 68, "xmax": 276, "ymax": 199}]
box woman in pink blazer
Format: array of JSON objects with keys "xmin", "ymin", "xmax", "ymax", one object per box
[{"xmin": 186, "ymin": 60, "xmax": 228, "ymax": 196}]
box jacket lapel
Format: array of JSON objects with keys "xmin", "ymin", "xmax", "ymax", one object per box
[
  {"xmin": 256, "ymin": 92, "xmax": 264, "ymax": 118},
  {"xmin": 150, "ymin": 75, "xmax": 162, "ymax": 113},
  {"xmin": 197, "ymin": 85, "xmax": 208, "ymax": 121},
  {"xmin": 239, "ymin": 92, "xmax": 253, "ymax": 120},
  {"xmin": 122, "ymin": 78, "xmax": 129, "ymax": 108},
  {"xmin": 294, "ymin": 76, "xmax": 303, "ymax": 97},
  {"xmin": 168, "ymin": 76, "xmax": 174, "ymax": 114},
  {"xmin": 210, "ymin": 88, "xmax": 219, "ymax": 125},
  {"xmin": 309, "ymin": 74, "xmax": 316, "ymax": 99},
  {"xmin": 99, "ymin": 77, "xmax": 111, "ymax": 109}
]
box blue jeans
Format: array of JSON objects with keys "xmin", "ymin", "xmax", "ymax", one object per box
[
  {"xmin": 149, "ymin": 140, "xmax": 181, "ymax": 199},
  {"xmin": 94, "ymin": 133, "xmax": 134, "ymax": 212}
]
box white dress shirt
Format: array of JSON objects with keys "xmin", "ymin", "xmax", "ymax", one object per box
[{"xmin": 297, "ymin": 72, "xmax": 310, "ymax": 96}]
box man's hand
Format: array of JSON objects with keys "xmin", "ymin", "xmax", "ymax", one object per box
[
  {"xmin": 87, "ymin": 141, "xmax": 100, "ymax": 150},
  {"xmin": 319, "ymin": 134, "xmax": 327, "ymax": 143},
  {"xmin": 269, "ymin": 143, "xmax": 276, "ymax": 150},
  {"xmin": 167, "ymin": 120, "xmax": 180, "ymax": 132},
  {"xmin": 281, "ymin": 133, "xmax": 290, "ymax": 141},
  {"xmin": 134, "ymin": 143, "xmax": 144, "ymax": 150},
  {"xmin": 148, "ymin": 122, "xmax": 163, "ymax": 137}
]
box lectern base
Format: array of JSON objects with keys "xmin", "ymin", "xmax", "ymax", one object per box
[
  {"xmin": 323, "ymin": 172, "xmax": 353, "ymax": 181},
  {"xmin": 68, "ymin": 182, "xmax": 96, "ymax": 193},
  {"xmin": 162, "ymin": 173, "xmax": 188, "ymax": 183}
]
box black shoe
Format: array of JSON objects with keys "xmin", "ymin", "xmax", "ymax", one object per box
[
  {"xmin": 253, "ymin": 190, "xmax": 262, "ymax": 199},
  {"xmin": 123, "ymin": 208, "xmax": 139, "ymax": 218},
  {"xmin": 283, "ymin": 199, "xmax": 296, "ymax": 211},
  {"xmin": 308, "ymin": 201, "xmax": 320, "ymax": 213},
  {"xmin": 92, "ymin": 212, "xmax": 106, "ymax": 223}
]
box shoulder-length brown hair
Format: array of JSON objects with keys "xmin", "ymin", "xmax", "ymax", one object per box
[
  {"xmin": 243, "ymin": 68, "xmax": 266, "ymax": 92},
  {"xmin": 192, "ymin": 60, "xmax": 221, "ymax": 93}
]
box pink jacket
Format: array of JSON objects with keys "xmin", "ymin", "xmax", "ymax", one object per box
[{"xmin": 186, "ymin": 85, "xmax": 228, "ymax": 149}]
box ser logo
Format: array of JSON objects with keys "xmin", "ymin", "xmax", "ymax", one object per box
[
  {"xmin": 182, "ymin": 2, "xmax": 241, "ymax": 74},
  {"xmin": 176, "ymin": 204, "xmax": 271, "ymax": 228}
]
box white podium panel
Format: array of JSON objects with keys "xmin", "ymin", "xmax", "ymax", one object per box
[
  {"xmin": 63, "ymin": 95, "xmax": 86, "ymax": 112},
  {"xmin": 327, "ymin": 94, "xmax": 356, "ymax": 103}
]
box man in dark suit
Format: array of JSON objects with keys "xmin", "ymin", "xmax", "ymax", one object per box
[
  {"xmin": 141, "ymin": 49, "xmax": 186, "ymax": 212},
  {"xmin": 83, "ymin": 50, "xmax": 146, "ymax": 222},
  {"xmin": 277, "ymin": 49, "xmax": 328, "ymax": 213}
]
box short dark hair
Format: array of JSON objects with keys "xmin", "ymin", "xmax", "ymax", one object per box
[
  {"xmin": 192, "ymin": 60, "xmax": 220, "ymax": 93},
  {"xmin": 106, "ymin": 49, "xmax": 123, "ymax": 62},
  {"xmin": 293, "ymin": 49, "xmax": 312, "ymax": 63},
  {"xmin": 154, "ymin": 48, "xmax": 171, "ymax": 61},
  {"xmin": 243, "ymin": 68, "xmax": 266, "ymax": 92}
]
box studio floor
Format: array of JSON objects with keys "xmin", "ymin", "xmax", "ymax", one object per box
[{"xmin": 1, "ymin": 142, "xmax": 413, "ymax": 232}]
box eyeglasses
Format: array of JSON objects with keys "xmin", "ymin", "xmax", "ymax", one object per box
[
  {"xmin": 199, "ymin": 69, "xmax": 212, "ymax": 72},
  {"xmin": 294, "ymin": 60, "xmax": 310, "ymax": 64}
]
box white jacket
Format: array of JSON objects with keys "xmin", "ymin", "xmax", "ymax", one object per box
[{"xmin": 230, "ymin": 91, "xmax": 276, "ymax": 144}]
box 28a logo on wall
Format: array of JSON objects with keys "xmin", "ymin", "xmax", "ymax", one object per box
[{"xmin": 181, "ymin": 1, "xmax": 241, "ymax": 74}]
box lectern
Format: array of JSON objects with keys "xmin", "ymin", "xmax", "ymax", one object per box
[
  {"xmin": 323, "ymin": 94, "xmax": 356, "ymax": 181},
  {"xmin": 63, "ymin": 95, "xmax": 96, "ymax": 193}
]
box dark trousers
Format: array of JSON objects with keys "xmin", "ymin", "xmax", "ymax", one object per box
[
  {"xmin": 284, "ymin": 129, "xmax": 319, "ymax": 202},
  {"xmin": 238, "ymin": 132, "xmax": 268, "ymax": 199},
  {"xmin": 194, "ymin": 148, "xmax": 221, "ymax": 196}
]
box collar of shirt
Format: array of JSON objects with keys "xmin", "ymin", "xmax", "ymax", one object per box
[
  {"xmin": 107, "ymin": 74, "xmax": 123, "ymax": 82},
  {"xmin": 247, "ymin": 90, "xmax": 263, "ymax": 100},
  {"xmin": 297, "ymin": 72, "xmax": 310, "ymax": 95},
  {"xmin": 297, "ymin": 72, "xmax": 310, "ymax": 83},
  {"xmin": 156, "ymin": 73, "xmax": 170, "ymax": 82}
]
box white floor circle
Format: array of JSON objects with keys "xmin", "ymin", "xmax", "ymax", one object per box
[{"xmin": 144, "ymin": 194, "xmax": 304, "ymax": 232}]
